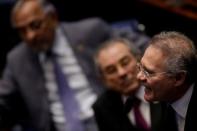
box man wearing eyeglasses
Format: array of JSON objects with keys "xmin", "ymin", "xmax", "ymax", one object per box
[
  {"xmin": 0, "ymin": 0, "xmax": 111, "ymax": 131},
  {"xmin": 137, "ymin": 31, "xmax": 197, "ymax": 131},
  {"xmin": 93, "ymin": 38, "xmax": 164, "ymax": 131}
]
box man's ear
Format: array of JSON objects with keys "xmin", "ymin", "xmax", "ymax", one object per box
[{"xmin": 174, "ymin": 71, "xmax": 187, "ymax": 87}]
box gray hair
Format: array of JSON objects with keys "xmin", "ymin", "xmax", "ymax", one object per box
[
  {"xmin": 94, "ymin": 37, "xmax": 142, "ymax": 76},
  {"xmin": 11, "ymin": 0, "xmax": 56, "ymax": 26},
  {"xmin": 149, "ymin": 31, "xmax": 197, "ymax": 84}
]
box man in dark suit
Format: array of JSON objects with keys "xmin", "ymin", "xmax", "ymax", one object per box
[
  {"xmin": 0, "ymin": 0, "xmax": 112, "ymax": 131},
  {"xmin": 93, "ymin": 38, "xmax": 164, "ymax": 131},
  {"xmin": 137, "ymin": 31, "xmax": 197, "ymax": 131}
]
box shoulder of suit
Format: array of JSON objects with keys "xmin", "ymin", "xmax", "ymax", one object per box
[
  {"xmin": 61, "ymin": 17, "xmax": 106, "ymax": 25},
  {"xmin": 94, "ymin": 90, "xmax": 121, "ymax": 106},
  {"xmin": 7, "ymin": 43, "xmax": 34, "ymax": 63}
]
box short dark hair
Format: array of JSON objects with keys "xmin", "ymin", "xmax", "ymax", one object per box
[{"xmin": 11, "ymin": 0, "xmax": 56, "ymax": 27}]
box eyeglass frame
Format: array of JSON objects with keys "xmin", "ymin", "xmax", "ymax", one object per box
[
  {"xmin": 137, "ymin": 62, "xmax": 170, "ymax": 78},
  {"xmin": 14, "ymin": 17, "xmax": 46, "ymax": 34}
]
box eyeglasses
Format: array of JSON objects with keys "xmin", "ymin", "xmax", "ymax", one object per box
[
  {"xmin": 28, "ymin": 19, "xmax": 44, "ymax": 30},
  {"xmin": 137, "ymin": 63, "xmax": 169, "ymax": 78},
  {"xmin": 15, "ymin": 19, "xmax": 45, "ymax": 33}
]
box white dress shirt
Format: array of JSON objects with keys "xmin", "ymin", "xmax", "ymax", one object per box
[
  {"xmin": 40, "ymin": 27, "xmax": 97, "ymax": 131},
  {"xmin": 123, "ymin": 86, "xmax": 151, "ymax": 127},
  {"xmin": 171, "ymin": 84, "xmax": 194, "ymax": 131}
]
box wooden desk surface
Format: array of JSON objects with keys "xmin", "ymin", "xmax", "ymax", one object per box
[{"xmin": 142, "ymin": 0, "xmax": 197, "ymax": 20}]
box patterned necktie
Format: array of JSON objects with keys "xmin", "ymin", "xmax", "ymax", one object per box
[{"xmin": 52, "ymin": 55, "xmax": 85, "ymax": 131}]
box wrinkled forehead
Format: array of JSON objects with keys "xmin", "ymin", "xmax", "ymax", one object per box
[
  {"xmin": 141, "ymin": 45, "xmax": 167, "ymax": 69},
  {"xmin": 98, "ymin": 43, "xmax": 135, "ymax": 67},
  {"xmin": 12, "ymin": 0, "xmax": 45, "ymax": 27}
]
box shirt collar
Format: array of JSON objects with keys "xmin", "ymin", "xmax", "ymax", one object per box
[
  {"xmin": 52, "ymin": 27, "xmax": 70, "ymax": 57},
  {"xmin": 39, "ymin": 26, "xmax": 70, "ymax": 62},
  {"xmin": 122, "ymin": 85, "xmax": 147, "ymax": 103},
  {"xmin": 171, "ymin": 84, "xmax": 194, "ymax": 119},
  {"xmin": 136, "ymin": 85, "xmax": 147, "ymax": 103}
]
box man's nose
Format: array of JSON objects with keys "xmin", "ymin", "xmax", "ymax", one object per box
[
  {"xmin": 26, "ymin": 30, "xmax": 35, "ymax": 40},
  {"xmin": 117, "ymin": 67, "xmax": 128, "ymax": 80},
  {"xmin": 137, "ymin": 71, "xmax": 146, "ymax": 81},
  {"xmin": 24, "ymin": 28, "xmax": 36, "ymax": 41}
]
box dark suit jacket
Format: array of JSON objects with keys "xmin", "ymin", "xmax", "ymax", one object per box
[
  {"xmin": 0, "ymin": 18, "xmax": 112, "ymax": 131},
  {"xmin": 93, "ymin": 90, "xmax": 165, "ymax": 131},
  {"xmin": 184, "ymin": 84, "xmax": 197, "ymax": 131},
  {"xmin": 161, "ymin": 83, "xmax": 197, "ymax": 131}
]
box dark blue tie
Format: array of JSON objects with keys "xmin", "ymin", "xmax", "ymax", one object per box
[
  {"xmin": 163, "ymin": 105, "xmax": 178, "ymax": 131},
  {"xmin": 52, "ymin": 55, "xmax": 85, "ymax": 131}
]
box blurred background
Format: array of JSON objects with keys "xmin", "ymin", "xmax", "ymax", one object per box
[{"xmin": 0, "ymin": 0, "xmax": 196, "ymax": 75}]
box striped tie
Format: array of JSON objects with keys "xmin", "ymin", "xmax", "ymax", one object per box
[{"xmin": 52, "ymin": 55, "xmax": 85, "ymax": 131}]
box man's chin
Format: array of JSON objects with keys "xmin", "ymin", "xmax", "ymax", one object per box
[
  {"xmin": 144, "ymin": 94, "xmax": 152, "ymax": 102},
  {"xmin": 32, "ymin": 46, "xmax": 50, "ymax": 53}
]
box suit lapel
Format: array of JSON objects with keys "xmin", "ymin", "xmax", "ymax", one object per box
[
  {"xmin": 60, "ymin": 23, "xmax": 105, "ymax": 95},
  {"xmin": 150, "ymin": 102, "xmax": 165, "ymax": 131},
  {"xmin": 19, "ymin": 48, "xmax": 50, "ymax": 129},
  {"xmin": 104, "ymin": 91, "xmax": 136, "ymax": 131}
]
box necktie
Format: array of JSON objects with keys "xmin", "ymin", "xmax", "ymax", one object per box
[
  {"xmin": 124, "ymin": 97, "xmax": 150, "ymax": 131},
  {"xmin": 52, "ymin": 55, "xmax": 85, "ymax": 131},
  {"xmin": 133, "ymin": 98, "xmax": 150, "ymax": 131},
  {"xmin": 163, "ymin": 105, "xmax": 178, "ymax": 131}
]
